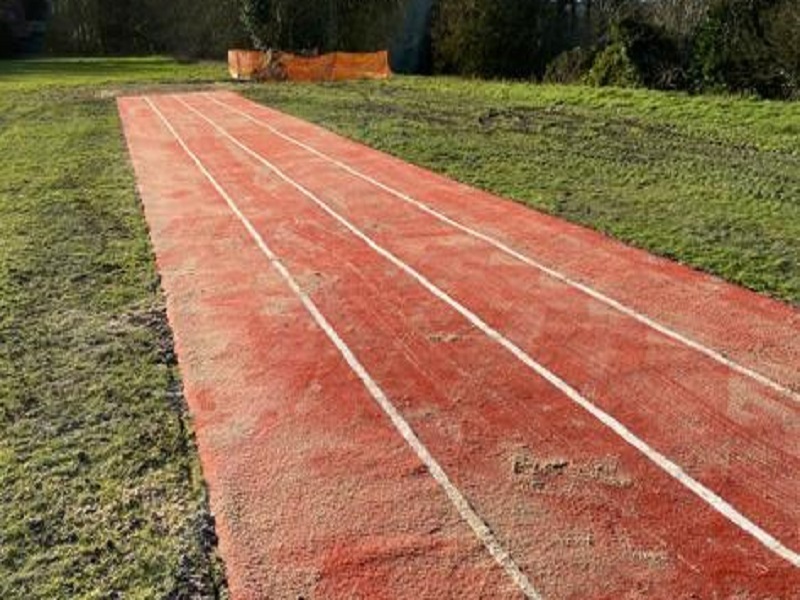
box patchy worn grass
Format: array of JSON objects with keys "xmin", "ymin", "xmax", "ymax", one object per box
[
  {"xmin": 0, "ymin": 58, "xmax": 228, "ymax": 598},
  {"xmin": 244, "ymin": 77, "xmax": 800, "ymax": 304}
]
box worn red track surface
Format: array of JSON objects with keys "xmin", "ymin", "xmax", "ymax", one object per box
[{"xmin": 118, "ymin": 91, "xmax": 799, "ymax": 599}]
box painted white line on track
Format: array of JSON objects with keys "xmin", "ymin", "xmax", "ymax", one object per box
[
  {"xmin": 176, "ymin": 94, "xmax": 800, "ymax": 568},
  {"xmin": 143, "ymin": 95, "xmax": 542, "ymax": 600},
  {"xmin": 202, "ymin": 92, "xmax": 799, "ymax": 406}
]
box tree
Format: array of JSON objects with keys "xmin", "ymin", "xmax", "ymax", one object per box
[
  {"xmin": 391, "ymin": 0, "xmax": 435, "ymax": 74},
  {"xmin": 239, "ymin": 0, "xmax": 404, "ymax": 53},
  {"xmin": 763, "ymin": 0, "xmax": 800, "ymax": 97},
  {"xmin": 646, "ymin": 0, "xmax": 711, "ymax": 38},
  {"xmin": 45, "ymin": 0, "xmax": 245, "ymax": 57},
  {"xmin": 164, "ymin": 0, "xmax": 247, "ymax": 58},
  {"xmin": 1, "ymin": 0, "xmax": 23, "ymax": 52},
  {"xmin": 433, "ymin": 0, "xmax": 549, "ymax": 78},
  {"xmin": 692, "ymin": 0, "xmax": 794, "ymax": 97},
  {"xmin": 432, "ymin": 0, "xmax": 595, "ymax": 80},
  {"xmin": 240, "ymin": 0, "xmax": 276, "ymax": 50}
]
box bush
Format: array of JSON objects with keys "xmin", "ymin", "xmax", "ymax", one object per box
[
  {"xmin": 582, "ymin": 16, "xmax": 687, "ymax": 90},
  {"xmin": 585, "ymin": 42, "xmax": 641, "ymax": 88},
  {"xmin": 544, "ymin": 47, "xmax": 595, "ymax": 84},
  {"xmin": 614, "ymin": 17, "xmax": 686, "ymax": 90}
]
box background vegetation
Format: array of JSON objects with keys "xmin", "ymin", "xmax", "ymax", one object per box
[
  {"xmin": 1, "ymin": 0, "xmax": 247, "ymax": 58},
  {"xmin": 431, "ymin": 0, "xmax": 800, "ymax": 99},
  {"xmin": 3, "ymin": 0, "xmax": 800, "ymax": 98}
]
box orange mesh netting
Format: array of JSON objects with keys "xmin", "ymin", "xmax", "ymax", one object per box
[
  {"xmin": 228, "ymin": 50, "xmax": 391, "ymax": 82},
  {"xmin": 228, "ymin": 50, "xmax": 268, "ymax": 81}
]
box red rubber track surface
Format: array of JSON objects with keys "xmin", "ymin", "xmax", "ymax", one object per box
[{"xmin": 118, "ymin": 91, "xmax": 799, "ymax": 599}]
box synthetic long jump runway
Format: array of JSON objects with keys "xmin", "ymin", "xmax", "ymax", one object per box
[{"xmin": 118, "ymin": 91, "xmax": 799, "ymax": 599}]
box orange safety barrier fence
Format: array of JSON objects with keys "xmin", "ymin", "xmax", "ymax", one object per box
[
  {"xmin": 228, "ymin": 49, "xmax": 391, "ymax": 82},
  {"xmin": 228, "ymin": 50, "xmax": 268, "ymax": 81}
]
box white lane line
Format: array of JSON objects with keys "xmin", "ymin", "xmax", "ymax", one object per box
[
  {"xmin": 142, "ymin": 96, "xmax": 542, "ymax": 599},
  {"xmin": 176, "ymin": 94, "xmax": 800, "ymax": 568},
  {"xmin": 202, "ymin": 92, "xmax": 799, "ymax": 405}
]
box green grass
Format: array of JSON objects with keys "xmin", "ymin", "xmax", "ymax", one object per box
[
  {"xmin": 244, "ymin": 77, "xmax": 800, "ymax": 304},
  {"xmin": 0, "ymin": 58, "xmax": 229, "ymax": 598},
  {"xmin": 0, "ymin": 56, "xmax": 224, "ymax": 90}
]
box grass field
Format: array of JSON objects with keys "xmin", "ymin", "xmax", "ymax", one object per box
[
  {"xmin": 245, "ymin": 77, "xmax": 800, "ymax": 304},
  {"xmin": 0, "ymin": 58, "xmax": 227, "ymax": 599},
  {"xmin": 0, "ymin": 56, "xmax": 797, "ymax": 598}
]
